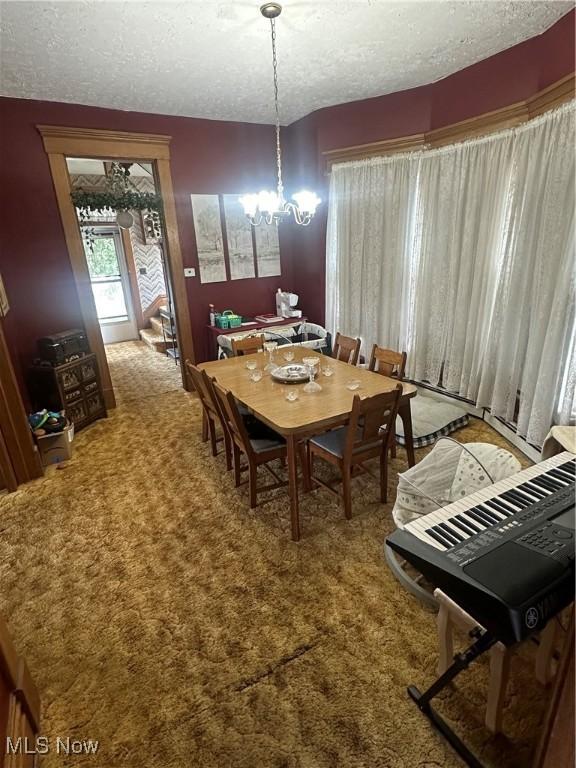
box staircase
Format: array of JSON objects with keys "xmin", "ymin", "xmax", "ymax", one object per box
[{"xmin": 139, "ymin": 313, "xmax": 167, "ymax": 353}]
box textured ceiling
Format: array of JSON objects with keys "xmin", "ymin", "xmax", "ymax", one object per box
[{"xmin": 0, "ymin": 1, "xmax": 572, "ymax": 125}]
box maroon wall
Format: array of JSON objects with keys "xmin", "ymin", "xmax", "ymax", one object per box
[
  {"xmin": 0, "ymin": 9, "xmax": 573, "ymax": 385},
  {"xmin": 283, "ymin": 9, "xmax": 575, "ymax": 325},
  {"xmin": 0, "ymin": 99, "xmax": 295, "ymax": 373}
]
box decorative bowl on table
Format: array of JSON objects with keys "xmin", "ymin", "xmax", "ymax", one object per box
[{"xmin": 270, "ymin": 363, "xmax": 310, "ymax": 384}]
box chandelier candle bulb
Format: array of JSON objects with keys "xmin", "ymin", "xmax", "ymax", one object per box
[{"xmin": 292, "ymin": 191, "xmax": 322, "ymax": 215}]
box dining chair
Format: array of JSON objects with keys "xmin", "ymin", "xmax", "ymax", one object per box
[
  {"xmin": 368, "ymin": 345, "xmax": 407, "ymax": 458},
  {"xmin": 333, "ymin": 332, "xmax": 361, "ymax": 366},
  {"xmin": 231, "ymin": 334, "xmax": 265, "ymax": 356},
  {"xmin": 306, "ymin": 385, "xmax": 402, "ymax": 519},
  {"xmin": 185, "ymin": 361, "xmax": 232, "ymax": 470},
  {"xmin": 368, "ymin": 345, "xmax": 407, "ymax": 380},
  {"xmin": 212, "ymin": 381, "xmax": 290, "ymax": 508}
]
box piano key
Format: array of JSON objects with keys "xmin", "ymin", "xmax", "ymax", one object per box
[
  {"xmin": 435, "ymin": 525, "xmax": 462, "ymax": 547},
  {"xmin": 532, "ymin": 476, "xmax": 564, "ymax": 493},
  {"xmin": 438, "ymin": 522, "xmax": 464, "ymax": 543},
  {"xmin": 550, "ymin": 468, "xmax": 573, "ymax": 483},
  {"xmin": 403, "ymin": 521, "xmax": 446, "ymax": 550},
  {"xmin": 427, "ymin": 525, "xmax": 456, "ymax": 548},
  {"xmin": 425, "ymin": 528, "xmax": 450, "ymax": 549},
  {"xmin": 466, "ymin": 509, "xmax": 491, "ymax": 529},
  {"xmin": 490, "ymin": 496, "xmax": 518, "ymax": 515},
  {"xmin": 412, "ymin": 508, "xmax": 455, "ymax": 530},
  {"xmin": 478, "ymin": 503, "xmax": 506, "ymax": 522},
  {"xmin": 510, "ymin": 488, "xmax": 539, "ymax": 506},
  {"xmin": 451, "ymin": 516, "xmax": 477, "ymax": 536},
  {"xmin": 499, "ymin": 491, "xmax": 525, "ymax": 510},
  {"xmin": 547, "ymin": 467, "xmax": 571, "ymax": 482},
  {"xmin": 454, "ymin": 514, "xmax": 481, "ymax": 534},
  {"xmin": 405, "ymin": 513, "xmax": 452, "ymax": 548},
  {"xmin": 458, "ymin": 507, "xmax": 490, "ymax": 529},
  {"xmin": 519, "ymin": 482, "xmax": 548, "ymax": 499},
  {"xmin": 475, "ymin": 505, "xmax": 503, "ymax": 524},
  {"xmin": 503, "ymin": 490, "xmax": 531, "ymax": 508},
  {"xmin": 402, "ymin": 451, "xmax": 575, "ymax": 550},
  {"xmin": 531, "ymin": 474, "xmax": 563, "ymax": 492},
  {"xmin": 484, "ymin": 499, "xmax": 513, "ymax": 517}
]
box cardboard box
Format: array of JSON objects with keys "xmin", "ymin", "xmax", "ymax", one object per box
[{"xmin": 35, "ymin": 422, "xmax": 75, "ymax": 466}]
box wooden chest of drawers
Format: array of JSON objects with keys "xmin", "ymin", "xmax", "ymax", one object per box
[{"xmin": 28, "ymin": 353, "xmax": 106, "ymax": 432}]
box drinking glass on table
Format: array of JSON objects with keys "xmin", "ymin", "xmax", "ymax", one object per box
[
  {"xmin": 263, "ymin": 341, "xmax": 278, "ymax": 372},
  {"xmin": 283, "ymin": 348, "xmax": 295, "ymax": 362},
  {"xmin": 302, "ymin": 357, "xmax": 322, "ymax": 393}
]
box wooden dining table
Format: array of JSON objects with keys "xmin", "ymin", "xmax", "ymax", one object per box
[{"xmin": 200, "ymin": 347, "xmax": 417, "ymax": 541}]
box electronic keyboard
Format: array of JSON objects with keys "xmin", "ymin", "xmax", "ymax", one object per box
[{"xmin": 387, "ymin": 451, "xmax": 575, "ymax": 646}]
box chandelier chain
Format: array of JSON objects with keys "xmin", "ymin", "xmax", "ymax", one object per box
[
  {"xmin": 270, "ymin": 18, "xmax": 284, "ymax": 201},
  {"xmin": 239, "ymin": 4, "xmax": 320, "ymax": 226}
]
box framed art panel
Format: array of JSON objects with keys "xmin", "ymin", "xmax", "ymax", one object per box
[
  {"xmin": 191, "ymin": 194, "xmax": 227, "ymax": 283},
  {"xmin": 254, "ymin": 221, "xmax": 281, "ymax": 277},
  {"xmin": 223, "ymin": 194, "xmax": 256, "ymax": 280}
]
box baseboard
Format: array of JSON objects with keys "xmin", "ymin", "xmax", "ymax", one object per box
[{"xmin": 484, "ymin": 414, "xmax": 541, "ymax": 463}]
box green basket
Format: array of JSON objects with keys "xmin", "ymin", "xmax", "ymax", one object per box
[{"xmin": 222, "ymin": 309, "xmax": 242, "ymax": 328}]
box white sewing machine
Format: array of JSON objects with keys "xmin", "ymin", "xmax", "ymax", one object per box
[{"xmin": 275, "ymin": 290, "xmax": 302, "ymax": 319}]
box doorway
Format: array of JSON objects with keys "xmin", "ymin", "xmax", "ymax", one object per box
[
  {"xmin": 67, "ymin": 154, "xmax": 182, "ymax": 404},
  {"xmin": 38, "ymin": 125, "xmax": 195, "ymax": 409},
  {"xmin": 84, "ymin": 227, "xmax": 139, "ymax": 344}
]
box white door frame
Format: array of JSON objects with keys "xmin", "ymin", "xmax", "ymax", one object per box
[{"xmin": 86, "ymin": 226, "xmax": 139, "ymax": 345}]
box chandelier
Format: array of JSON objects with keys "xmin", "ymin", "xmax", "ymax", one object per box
[{"xmin": 239, "ymin": 3, "xmax": 321, "ymax": 227}]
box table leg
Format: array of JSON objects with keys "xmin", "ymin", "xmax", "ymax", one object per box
[
  {"xmin": 399, "ymin": 400, "xmax": 416, "ymax": 468},
  {"xmin": 286, "ymin": 433, "xmax": 301, "ymax": 542}
]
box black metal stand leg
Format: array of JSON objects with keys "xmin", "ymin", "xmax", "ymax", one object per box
[{"xmin": 407, "ymin": 629, "xmax": 497, "ymax": 768}]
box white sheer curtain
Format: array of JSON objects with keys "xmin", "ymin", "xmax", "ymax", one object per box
[
  {"xmin": 476, "ymin": 107, "xmax": 576, "ymax": 444},
  {"xmin": 325, "ymin": 154, "xmax": 419, "ymax": 355},
  {"xmin": 408, "ymin": 135, "xmax": 515, "ymax": 393},
  {"xmin": 325, "ymin": 102, "xmax": 575, "ymax": 446}
]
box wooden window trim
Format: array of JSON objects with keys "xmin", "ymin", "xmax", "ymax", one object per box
[
  {"xmin": 37, "ymin": 126, "xmax": 195, "ymax": 408},
  {"xmin": 323, "ymin": 73, "xmax": 575, "ymax": 169}
]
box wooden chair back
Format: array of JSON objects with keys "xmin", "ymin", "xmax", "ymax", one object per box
[
  {"xmin": 186, "ymin": 360, "xmax": 219, "ymax": 418},
  {"xmin": 333, "ymin": 332, "xmax": 361, "ymax": 365},
  {"xmin": 231, "ymin": 334, "xmax": 265, "ymax": 356},
  {"xmin": 212, "ymin": 382, "xmax": 253, "ymax": 455},
  {"xmin": 345, "ymin": 384, "xmax": 403, "ymax": 459},
  {"xmin": 368, "ymin": 345, "xmax": 407, "ymax": 380}
]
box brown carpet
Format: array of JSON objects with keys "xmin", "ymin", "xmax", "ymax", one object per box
[
  {"xmin": 105, "ymin": 340, "xmax": 183, "ymax": 405},
  {"xmin": 0, "ymin": 350, "xmax": 548, "ymax": 768}
]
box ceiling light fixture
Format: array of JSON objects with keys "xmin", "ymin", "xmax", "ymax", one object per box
[{"xmin": 239, "ymin": 3, "xmax": 321, "ymax": 227}]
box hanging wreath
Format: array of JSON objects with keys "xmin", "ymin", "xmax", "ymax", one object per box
[{"xmin": 70, "ymin": 162, "xmax": 164, "ymax": 250}]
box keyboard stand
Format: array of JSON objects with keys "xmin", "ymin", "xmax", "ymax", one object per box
[{"xmin": 407, "ymin": 628, "xmax": 498, "ymax": 768}]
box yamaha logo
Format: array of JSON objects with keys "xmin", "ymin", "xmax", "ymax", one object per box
[{"xmin": 525, "ymin": 607, "xmax": 539, "ymax": 629}]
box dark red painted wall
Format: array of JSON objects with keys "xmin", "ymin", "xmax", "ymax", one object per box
[
  {"xmin": 283, "ymin": 9, "xmax": 575, "ymax": 324},
  {"xmin": 0, "ymin": 98, "xmax": 295, "ymax": 374},
  {"xmin": 0, "ymin": 9, "xmax": 573, "ymax": 386}
]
